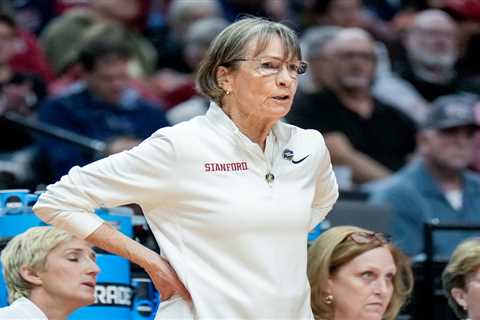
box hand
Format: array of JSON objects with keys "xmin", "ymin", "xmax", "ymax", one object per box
[{"xmin": 144, "ymin": 255, "xmax": 191, "ymax": 302}]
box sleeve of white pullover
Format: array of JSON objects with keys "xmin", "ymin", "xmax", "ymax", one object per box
[
  {"xmin": 33, "ymin": 132, "xmax": 176, "ymax": 239},
  {"xmin": 310, "ymin": 131, "xmax": 339, "ymax": 229}
]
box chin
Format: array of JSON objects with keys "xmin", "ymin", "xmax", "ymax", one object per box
[
  {"xmin": 271, "ymin": 104, "xmax": 291, "ymax": 117},
  {"xmin": 71, "ymin": 293, "xmax": 96, "ymax": 306}
]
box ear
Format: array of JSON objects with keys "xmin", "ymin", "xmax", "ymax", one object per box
[
  {"xmin": 451, "ymin": 287, "xmax": 468, "ymax": 311},
  {"xmin": 326, "ymin": 277, "xmax": 334, "ymax": 294},
  {"xmin": 19, "ymin": 265, "xmax": 43, "ymax": 286},
  {"xmin": 216, "ymin": 66, "xmax": 233, "ymax": 93}
]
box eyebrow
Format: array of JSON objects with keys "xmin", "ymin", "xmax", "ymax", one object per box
[
  {"xmin": 358, "ymin": 265, "xmax": 397, "ymax": 273},
  {"xmin": 257, "ymin": 55, "xmax": 299, "ymax": 62}
]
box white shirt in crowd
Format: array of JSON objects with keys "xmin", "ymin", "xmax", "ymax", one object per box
[{"xmin": 33, "ymin": 102, "xmax": 338, "ymax": 319}]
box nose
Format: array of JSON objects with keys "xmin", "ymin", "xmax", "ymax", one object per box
[
  {"xmin": 86, "ymin": 259, "xmax": 100, "ymax": 276},
  {"xmin": 275, "ymin": 66, "xmax": 295, "ymax": 88},
  {"xmin": 373, "ymin": 278, "xmax": 389, "ymax": 297}
]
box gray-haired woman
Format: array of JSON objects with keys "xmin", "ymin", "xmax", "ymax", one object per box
[{"xmin": 33, "ymin": 17, "xmax": 338, "ymax": 319}]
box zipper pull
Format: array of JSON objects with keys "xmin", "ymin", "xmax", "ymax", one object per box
[{"xmin": 265, "ymin": 172, "xmax": 275, "ymax": 184}]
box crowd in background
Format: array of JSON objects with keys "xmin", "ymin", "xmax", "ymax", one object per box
[
  {"xmin": 0, "ymin": 0, "xmax": 480, "ymax": 319},
  {"xmin": 0, "ymin": 0, "xmax": 478, "ymax": 183}
]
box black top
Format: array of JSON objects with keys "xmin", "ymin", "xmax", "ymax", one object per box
[
  {"xmin": 398, "ymin": 62, "xmax": 463, "ymax": 103},
  {"xmin": 287, "ymin": 89, "xmax": 417, "ymax": 171}
]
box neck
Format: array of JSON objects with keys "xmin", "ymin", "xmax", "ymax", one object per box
[
  {"xmin": 222, "ymin": 103, "xmax": 274, "ymax": 151},
  {"xmin": 335, "ymin": 88, "xmax": 373, "ymax": 118},
  {"xmin": 29, "ymin": 291, "xmax": 77, "ymax": 320},
  {"xmin": 424, "ymin": 159, "xmax": 463, "ymax": 191}
]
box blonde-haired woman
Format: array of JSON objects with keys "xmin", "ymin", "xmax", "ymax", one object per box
[
  {"xmin": 0, "ymin": 226, "xmax": 99, "ymax": 320},
  {"xmin": 308, "ymin": 226, "xmax": 413, "ymax": 320},
  {"xmin": 443, "ymin": 237, "xmax": 480, "ymax": 320}
]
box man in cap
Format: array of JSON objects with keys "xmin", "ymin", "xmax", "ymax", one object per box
[{"xmin": 370, "ymin": 93, "xmax": 480, "ymax": 258}]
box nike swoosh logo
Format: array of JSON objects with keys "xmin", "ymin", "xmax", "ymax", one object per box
[{"xmin": 291, "ymin": 155, "xmax": 309, "ymax": 164}]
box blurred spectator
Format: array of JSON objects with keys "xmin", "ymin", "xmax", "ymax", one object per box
[
  {"xmin": 0, "ymin": 226, "xmax": 99, "ymax": 320},
  {"xmin": 399, "ymin": 10, "xmax": 465, "ymax": 103},
  {"xmin": 297, "ymin": 26, "xmax": 340, "ymax": 93},
  {"xmin": 442, "ymin": 237, "xmax": 480, "ymax": 320},
  {"xmin": 48, "ymin": 22, "xmax": 161, "ymax": 102},
  {"xmin": 299, "ymin": 24, "xmax": 427, "ymax": 125},
  {"xmin": 370, "ymin": 94, "xmax": 480, "ymax": 258},
  {"xmin": 146, "ymin": 0, "xmax": 224, "ymax": 110},
  {"xmin": 304, "ymin": 0, "xmax": 397, "ymax": 46},
  {"xmin": 0, "ymin": 13, "xmax": 47, "ymax": 188},
  {"xmin": 151, "ymin": 0, "xmax": 221, "ymax": 73},
  {"xmin": 0, "ymin": 5, "xmax": 54, "ymax": 83},
  {"xmin": 3, "ymin": 0, "xmax": 55, "ymax": 35},
  {"xmin": 40, "ymin": 0, "xmax": 156, "ymax": 77},
  {"xmin": 38, "ymin": 36, "xmax": 169, "ymax": 181},
  {"xmin": 288, "ymin": 28, "xmax": 416, "ymax": 186},
  {"xmin": 166, "ymin": 17, "xmax": 229, "ymax": 124}
]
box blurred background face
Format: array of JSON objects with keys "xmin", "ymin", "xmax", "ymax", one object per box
[
  {"xmin": 407, "ymin": 13, "xmax": 458, "ymax": 69},
  {"xmin": 421, "ymin": 126, "xmax": 476, "ymax": 171},
  {"xmin": 94, "ymin": 0, "xmax": 140, "ymax": 23},
  {"xmin": 0, "ymin": 21, "xmax": 16, "ymax": 64},
  {"xmin": 328, "ymin": 246, "xmax": 396, "ymax": 320},
  {"xmin": 37, "ymin": 238, "xmax": 99, "ymax": 307},
  {"xmin": 324, "ymin": 0, "xmax": 362, "ymax": 28},
  {"xmin": 329, "ymin": 34, "xmax": 376, "ymax": 91},
  {"xmin": 86, "ymin": 57, "xmax": 130, "ymax": 104}
]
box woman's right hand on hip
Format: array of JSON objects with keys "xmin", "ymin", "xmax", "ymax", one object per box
[{"xmin": 145, "ymin": 255, "xmax": 192, "ymax": 302}]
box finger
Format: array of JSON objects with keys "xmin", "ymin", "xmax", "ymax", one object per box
[
  {"xmin": 160, "ymin": 290, "xmax": 173, "ymax": 301},
  {"xmin": 173, "ymin": 281, "xmax": 191, "ymax": 302}
]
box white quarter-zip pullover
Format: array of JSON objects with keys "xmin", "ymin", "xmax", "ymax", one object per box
[
  {"xmin": 0, "ymin": 298, "xmax": 47, "ymax": 319},
  {"xmin": 33, "ymin": 102, "xmax": 338, "ymax": 319}
]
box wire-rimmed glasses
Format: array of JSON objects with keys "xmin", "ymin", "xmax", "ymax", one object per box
[{"xmin": 230, "ymin": 57, "xmax": 308, "ymax": 79}]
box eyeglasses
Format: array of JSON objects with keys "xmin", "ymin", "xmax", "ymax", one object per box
[
  {"xmin": 342, "ymin": 232, "xmax": 391, "ymax": 245},
  {"xmin": 230, "ymin": 57, "xmax": 308, "ymax": 79}
]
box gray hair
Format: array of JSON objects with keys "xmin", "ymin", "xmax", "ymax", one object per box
[
  {"xmin": 411, "ymin": 9, "xmax": 456, "ymax": 30},
  {"xmin": 185, "ymin": 17, "xmax": 229, "ymax": 47},
  {"xmin": 328, "ymin": 27, "xmax": 375, "ymax": 53},
  {"xmin": 301, "ymin": 26, "xmax": 341, "ymax": 61},
  {"xmin": 1, "ymin": 226, "xmax": 75, "ymax": 303},
  {"xmin": 168, "ymin": 0, "xmax": 221, "ymax": 40},
  {"xmin": 196, "ymin": 17, "xmax": 302, "ymax": 105}
]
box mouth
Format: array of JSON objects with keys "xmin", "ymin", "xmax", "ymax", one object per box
[
  {"xmin": 365, "ymin": 302, "xmax": 385, "ymax": 310},
  {"xmin": 272, "ymin": 95, "xmax": 290, "ymax": 101},
  {"xmin": 81, "ymin": 281, "xmax": 96, "ymax": 289}
]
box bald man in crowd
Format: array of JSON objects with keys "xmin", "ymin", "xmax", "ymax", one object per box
[
  {"xmin": 399, "ymin": 10, "xmax": 465, "ymax": 103},
  {"xmin": 288, "ymin": 28, "xmax": 417, "ymax": 187}
]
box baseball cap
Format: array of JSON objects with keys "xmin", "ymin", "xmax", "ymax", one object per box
[{"xmin": 422, "ymin": 93, "xmax": 480, "ymax": 130}]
